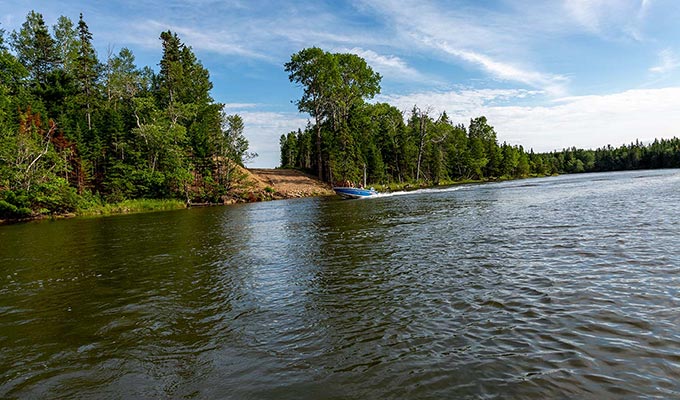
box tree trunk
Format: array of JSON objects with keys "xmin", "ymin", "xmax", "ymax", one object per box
[
  {"xmin": 315, "ymin": 102, "xmax": 323, "ymax": 180},
  {"xmin": 416, "ymin": 115, "xmax": 425, "ymax": 182},
  {"xmin": 316, "ymin": 122, "xmax": 322, "ymax": 180}
]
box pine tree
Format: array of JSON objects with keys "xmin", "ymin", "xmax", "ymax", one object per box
[
  {"xmin": 10, "ymin": 11, "xmax": 60, "ymax": 86},
  {"xmin": 75, "ymin": 13, "xmax": 99, "ymax": 131}
]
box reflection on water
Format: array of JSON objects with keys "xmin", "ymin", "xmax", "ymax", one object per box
[{"xmin": 2, "ymin": 169, "xmax": 680, "ymax": 398}]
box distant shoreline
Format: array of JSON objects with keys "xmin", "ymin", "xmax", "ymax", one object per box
[{"xmin": 5, "ymin": 167, "xmax": 678, "ymax": 225}]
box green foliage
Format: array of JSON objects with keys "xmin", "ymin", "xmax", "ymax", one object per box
[
  {"xmin": 280, "ymin": 130, "xmax": 299, "ymax": 168},
  {"xmin": 279, "ymin": 48, "xmax": 680, "ymax": 187},
  {"xmin": 0, "ymin": 10, "xmax": 255, "ymax": 220},
  {"xmin": 31, "ymin": 177, "xmax": 79, "ymax": 213},
  {"xmin": 10, "ymin": 11, "xmax": 60, "ymax": 85},
  {"xmin": 0, "ymin": 189, "xmax": 32, "ymax": 219},
  {"xmin": 52, "ymin": 16, "xmax": 78, "ymax": 74},
  {"xmin": 539, "ymin": 138, "xmax": 680, "ymax": 174},
  {"xmin": 281, "ymin": 50, "xmax": 680, "ymax": 188},
  {"xmin": 281, "ymin": 49, "xmax": 680, "ymax": 187},
  {"xmin": 285, "ymin": 47, "xmax": 381, "ymax": 179},
  {"xmin": 78, "ymin": 198, "xmax": 185, "ymax": 216},
  {"xmin": 222, "ymin": 113, "xmax": 254, "ymax": 165},
  {"xmin": 0, "ymin": 177, "xmax": 77, "ymax": 218},
  {"xmin": 0, "ymin": 200, "xmax": 32, "ymax": 219},
  {"xmin": 281, "ymin": 49, "xmax": 549, "ymax": 186}
]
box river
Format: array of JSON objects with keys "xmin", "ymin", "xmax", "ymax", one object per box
[{"xmin": 1, "ymin": 169, "xmax": 680, "ymax": 399}]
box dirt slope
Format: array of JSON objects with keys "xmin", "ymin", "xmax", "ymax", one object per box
[{"xmin": 247, "ymin": 168, "xmax": 334, "ymax": 198}]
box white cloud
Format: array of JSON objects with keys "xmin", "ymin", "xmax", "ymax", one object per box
[
  {"xmin": 378, "ymin": 86, "xmax": 680, "ymax": 152},
  {"xmin": 223, "ymin": 103, "xmax": 259, "ymax": 110},
  {"xmin": 640, "ymin": 0, "xmax": 654, "ymax": 17},
  {"xmin": 377, "ymin": 88, "xmax": 542, "ymax": 117},
  {"xmin": 494, "ymin": 87, "xmax": 680, "ymax": 151},
  {"xmin": 239, "ymin": 111, "xmax": 309, "ymax": 168},
  {"xmin": 359, "ymin": 0, "xmax": 569, "ymax": 94},
  {"xmin": 425, "ymin": 39, "xmax": 568, "ymax": 96},
  {"xmin": 120, "ymin": 20, "xmax": 272, "ymax": 60},
  {"xmin": 649, "ymin": 49, "xmax": 680, "ymax": 74},
  {"xmin": 562, "ymin": 0, "xmax": 651, "ymax": 40},
  {"xmin": 564, "ymin": 0, "xmax": 606, "ymax": 33},
  {"xmin": 335, "ymin": 47, "xmax": 427, "ymax": 82}
]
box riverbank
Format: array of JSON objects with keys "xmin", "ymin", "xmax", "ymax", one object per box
[
  {"xmin": 246, "ymin": 168, "xmax": 335, "ymax": 198},
  {"xmin": 1, "ymin": 169, "xmax": 554, "ymax": 225},
  {"xmin": 78, "ymin": 199, "xmax": 187, "ymax": 216},
  {"xmin": 193, "ymin": 167, "xmax": 335, "ymax": 204},
  {"xmin": 0, "ymin": 198, "xmax": 188, "ymax": 224},
  {"xmin": 0, "ymin": 168, "xmax": 334, "ymax": 224}
]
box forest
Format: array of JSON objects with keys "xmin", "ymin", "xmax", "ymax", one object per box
[
  {"xmin": 0, "ymin": 11, "xmax": 253, "ymax": 219},
  {"xmin": 2, "ymin": 11, "xmax": 679, "ymax": 221},
  {"xmin": 281, "ymin": 47, "xmax": 680, "ymax": 186}
]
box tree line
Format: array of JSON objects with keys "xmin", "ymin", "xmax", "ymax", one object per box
[
  {"xmin": 278, "ymin": 47, "xmax": 541, "ymax": 185},
  {"xmin": 280, "ymin": 47, "xmax": 680, "ymax": 186},
  {"xmin": 541, "ymin": 139, "xmax": 680, "ymax": 173},
  {"xmin": 0, "ymin": 11, "xmax": 254, "ymax": 219}
]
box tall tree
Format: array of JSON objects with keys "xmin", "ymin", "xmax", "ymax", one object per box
[
  {"xmin": 104, "ymin": 47, "xmax": 143, "ymax": 109},
  {"xmin": 10, "ymin": 11, "xmax": 60, "ymax": 85},
  {"xmin": 280, "ymin": 130, "xmax": 299, "ymax": 168},
  {"xmin": 445, "ymin": 123, "xmax": 468, "ymax": 179},
  {"xmin": 285, "ymin": 47, "xmax": 337, "ymax": 179},
  {"xmin": 157, "ymin": 30, "xmax": 217, "ymax": 157},
  {"xmin": 222, "ymin": 113, "xmax": 253, "ymax": 166},
  {"xmin": 409, "ymin": 106, "xmax": 433, "ymax": 182},
  {"xmin": 52, "ymin": 16, "xmax": 78, "ymax": 75},
  {"xmin": 331, "ymin": 53, "xmax": 381, "ymax": 128},
  {"xmin": 0, "ymin": 26, "xmax": 28, "ymax": 113},
  {"xmin": 75, "ymin": 13, "xmax": 99, "ymax": 131},
  {"xmin": 285, "ymin": 47, "xmax": 381, "ymax": 181},
  {"xmin": 427, "ymin": 112, "xmax": 453, "ymax": 184},
  {"xmin": 469, "ymin": 116, "xmax": 500, "ymax": 177},
  {"xmin": 157, "ymin": 31, "xmax": 182, "ymax": 109},
  {"xmin": 1, "ymin": 16, "xmax": 260, "ymax": 216}
]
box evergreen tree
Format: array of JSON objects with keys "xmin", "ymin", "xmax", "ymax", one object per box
[
  {"xmin": 75, "ymin": 13, "xmax": 99, "ymax": 131},
  {"xmin": 280, "ymin": 131, "xmax": 298, "ymax": 168},
  {"xmin": 0, "ymin": 11, "xmax": 257, "ymax": 217},
  {"xmin": 10, "ymin": 11, "xmax": 60, "ymax": 86}
]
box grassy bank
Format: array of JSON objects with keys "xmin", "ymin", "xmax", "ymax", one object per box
[{"xmin": 77, "ymin": 198, "xmax": 187, "ymax": 216}]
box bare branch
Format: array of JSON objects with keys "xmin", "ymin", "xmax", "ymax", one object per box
[{"xmin": 25, "ymin": 120, "xmax": 56, "ymax": 176}]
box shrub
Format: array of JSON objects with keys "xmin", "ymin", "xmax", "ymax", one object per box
[
  {"xmin": 0, "ymin": 199, "xmax": 32, "ymax": 219},
  {"xmin": 31, "ymin": 178, "xmax": 80, "ymax": 214}
]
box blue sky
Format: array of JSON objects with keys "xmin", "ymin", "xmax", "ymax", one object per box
[{"xmin": 3, "ymin": 0, "xmax": 680, "ymax": 167}]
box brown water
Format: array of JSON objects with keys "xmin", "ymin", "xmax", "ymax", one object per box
[{"xmin": 1, "ymin": 169, "xmax": 680, "ymax": 399}]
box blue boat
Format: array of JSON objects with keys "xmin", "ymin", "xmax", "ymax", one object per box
[{"xmin": 333, "ymin": 187, "xmax": 379, "ymax": 199}]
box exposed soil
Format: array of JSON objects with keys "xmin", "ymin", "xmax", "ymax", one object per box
[
  {"xmin": 246, "ymin": 168, "xmax": 335, "ymax": 198},
  {"xmin": 218, "ymin": 166, "xmax": 335, "ymax": 204}
]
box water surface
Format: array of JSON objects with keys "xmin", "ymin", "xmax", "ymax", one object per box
[{"xmin": 2, "ymin": 169, "xmax": 680, "ymax": 398}]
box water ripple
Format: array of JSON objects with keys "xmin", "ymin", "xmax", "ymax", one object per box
[{"xmin": 2, "ymin": 170, "xmax": 680, "ymax": 398}]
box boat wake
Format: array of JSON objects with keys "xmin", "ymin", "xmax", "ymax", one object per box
[{"xmin": 370, "ymin": 185, "xmax": 466, "ymax": 199}]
